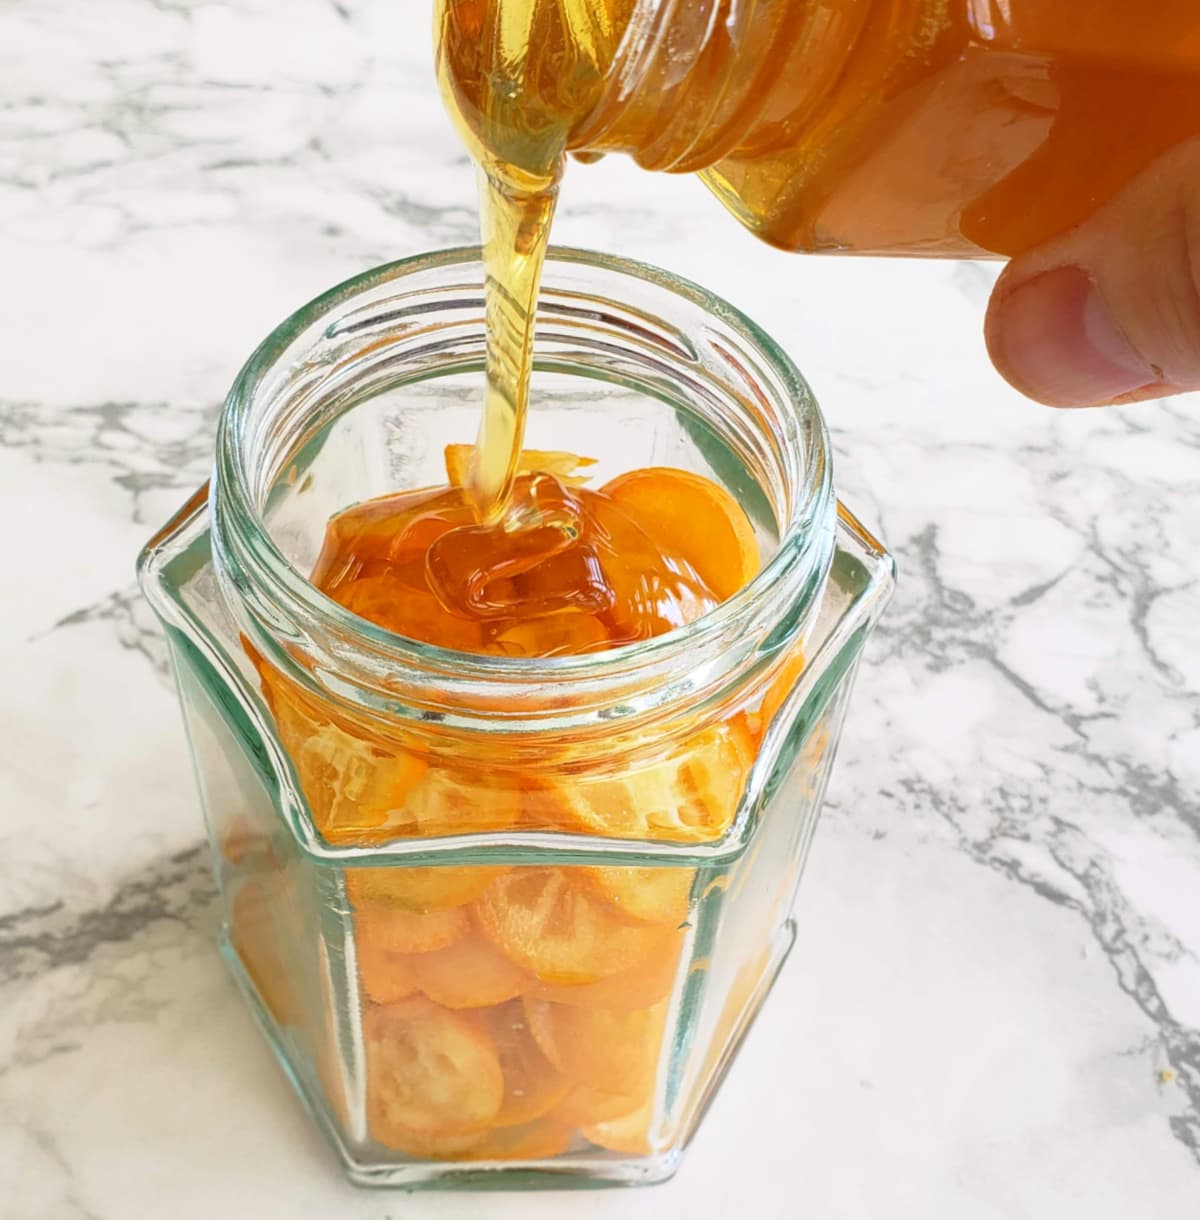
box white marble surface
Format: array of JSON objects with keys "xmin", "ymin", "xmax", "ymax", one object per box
[{"xmin": 2, "ymin": 2, "xmax": 1199, "ymax": 1216}]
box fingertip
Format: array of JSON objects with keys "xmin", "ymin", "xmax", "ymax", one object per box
[{"xmin": 986, "ymin": 265, "xmax": 1157, "ymax": 408}]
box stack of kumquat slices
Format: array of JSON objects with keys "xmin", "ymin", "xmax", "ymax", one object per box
[{"xmin": 351, "ymin": 863, "xmax": 687, "ymax": 1157}]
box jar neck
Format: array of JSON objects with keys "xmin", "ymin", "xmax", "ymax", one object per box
[
  {"xmin": 211, "ymin": 248, "xmax": 835, "ymax": 739},
  {"xmin": 570, "ymin": 0, "xmax": 880, "ymax": 173}
]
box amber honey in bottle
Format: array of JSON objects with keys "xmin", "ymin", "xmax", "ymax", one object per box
[{"xmin": 438, "ymin": 0, "xmax": 1200, "ymax": 259}]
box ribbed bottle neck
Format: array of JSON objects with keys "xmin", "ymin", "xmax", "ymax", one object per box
[{"xmin": 569, "ymin": 0, "xmax": 877, "ymax": 174}]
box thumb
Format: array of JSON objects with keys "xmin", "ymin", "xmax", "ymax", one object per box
[{"xmin": 985, "ymin": 139, "xmax": 1200, "ymax": 408}]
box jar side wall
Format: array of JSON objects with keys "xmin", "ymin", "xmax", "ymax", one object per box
[
  {"xmin": 667, "ymin": 670, "xmax": 859, "ymax": 1141},
  {"xmin": 168, "ymin": 637, "xmax": 356, "ymax": 1132},
  {"xmin": 141, "ymin": 502, "xmax": 316, "ymax": 852}
]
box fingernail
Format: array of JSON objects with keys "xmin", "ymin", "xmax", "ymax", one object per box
[{"xmin": 987, "ymin": 266, "xmax": 1155, "ymax": 407}]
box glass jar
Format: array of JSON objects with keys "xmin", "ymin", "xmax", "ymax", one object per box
[
  {"xmin": 139, "ymin": 247, "xmax": 894, "ymax": 1188},
  {"xmin": 437, "ymin": 0, "xmax": 1200, "ymax": 256}
]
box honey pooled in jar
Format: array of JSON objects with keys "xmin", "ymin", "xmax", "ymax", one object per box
[{"xmin": 310, "ymin": 450, "xmax": 760, "ymax": 658}]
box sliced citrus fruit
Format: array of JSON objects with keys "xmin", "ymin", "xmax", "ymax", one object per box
[
  {"xmin": 220, "ymin": 814, "xmax": 274, "ymax": 867},
  {"xmin": 580, "ymin": 1096, "xmax": 654, "ymax": 1155},
  {"xmin": 356, "ymin": 904, "xmax": 469, "ymax": 955},
  {"xmin": 600, "ymin": 466, "xmax": 759, "ymax": 600},
  {"xmin": 474, "ymin": 868, "xmax": 673, "ymax": 985},
  {"xmin": 364, "ymin": 997, "xmax": 504, "ymax": 1137},
  {"xmin": 375, "ymin": 1117, "xmax": 573, "ymax": 1162},
  {"xmin": 277, "ymin": 715, "xmax": 429, "ymax": 845},
  {"xmin": 257, "ymin": 658, "xmax": 523, "ymax": 844},
  {"xmin": 552, "ymin": 1083, "xmax": 646, "ymax": 1127},
  {"xmin": 410, "ymin": 933, "xmax": 529, "ymax": 1009},
  {"xmin": 311, "ymin": 486, "xmax": 467, "ymax": 582},
  {"xmin": 530, "ymin": 931, "xmax": 683, "ymax": 1010},
  {"xmin": 752, "ymin": 645, "xmax": 807, "ymax": 740},
  {"xmin": 461, "ymin": 1118, "xmax": 574, "ymax": 1161},
  {"xmin": 369, "ymin": 1122, "xmax": 488, "ymax": 1159},
  {"xmin": 523, "ymin": 998, "xmax": 668, "ymax": 1095},
  {"xmin": 356, "ymin": 938, "xmax": 419, "ymax": 1005},
  {"xmin": 489, "ymin": 611, "xmax": 611, "ymax": 658},
  {"xmin": 392, "ymin": 766, "xmax": 525, "ymax": 839},
  {"xmin": 487, "ymin": 1000, "xmax": 572, "ymax": 1127},
  {"xmin": 444, "ymin": 444, "xmax": 597, "ymax": 488},
  {"xmin": 335, "ymin": 578, "xmax": 485, "ymax": 652},
  {"xmin": 580, "ymin": 491, "xmax": 718, "ymax": 639},
  {"xmin": 582, "ymin": 866, "xmax": 695, "ymax": 926},
  {"xmin": 230, "ymin": 877, "xmax": 301, "ymax": 1026},
  {"xmin": 301, "ymin": 754, "xmax": 522, "ymax": 846},
  {"xmin": 346, "ymin": 865, "xmax": 503, "ymax": 913},
  {"xmin": 252, "ymin": 641, "xmax": 427, "ymax": 843},
  {"xmin": 543, "ymin": 720, "xmax": 754, "ymax": 843}
]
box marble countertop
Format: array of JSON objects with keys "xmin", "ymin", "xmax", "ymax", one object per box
[{"xmin": 3, "ymin": 2, "xmax": 1199, "ymax": 1216}]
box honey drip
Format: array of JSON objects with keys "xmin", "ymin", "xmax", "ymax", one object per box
[{"xmin": 435, "ymin": 0, "xmax": 634, "ymax": 525}]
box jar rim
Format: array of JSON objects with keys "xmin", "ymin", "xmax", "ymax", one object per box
[{"xmin": 212, "ymin": 245, "xmax": 835, "ymax": 729}]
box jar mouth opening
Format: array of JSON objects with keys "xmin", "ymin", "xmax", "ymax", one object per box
[{"xmin": 213, "ymin": 246, "xmax": 834, "ymax": 724}]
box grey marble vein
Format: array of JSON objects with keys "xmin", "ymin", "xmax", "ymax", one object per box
[{"xmin": 0, "ymin": 845, "xmax": 213, "ymax": 989}]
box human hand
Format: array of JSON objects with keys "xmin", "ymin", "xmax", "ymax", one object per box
[{"xmin": 985, "ymin": 140, "xmax": 1200, "ymax": 408}]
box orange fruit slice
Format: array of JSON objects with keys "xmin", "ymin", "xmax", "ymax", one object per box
[
  {"xmin": 311, "ymin": 752, "xmax": 522, "ymax": 845},
  {"xmin": 364, "ymin": 997, "xmax": 504, "ymax": 1137},
  {"xmin": 230, "ymin": 877, "xmax": 301, "ymax": 1026},
  {"xmin": 582, "ymin": 866, "xmax": 695, "ymax": 926},
  {"xmin": 463, "ymin": 1118, "xmax": 573, "ymax": 1161},
  {"xmin": 581, "ymin": 1096, "xmax": 654, "ymax": 1155},
  {"xmin": 444, "ymin": 445, "xmax": 597, "ymax": 488},
  {"xmin": 257, "ymin": 654, "xmax": 523, "ymax": 845},
  {"xmin": 253, "ymin": 650, "xmax": 429, "ymax": 843},
  {"xmin": 356, "ymin": 904, "xmax": 469, "ymax": 955},
  {"xmin": 600, "ymin": 466, "xmax": 759, "ymax": 600},
  {"xmin": 311, "ymin": 486, "xmax": 467, "ymax": 581},
  {"xmin": 544, "ymin": 720, "xmax": 754, "ymax": 843},
  {"xmin": 357, "ymin": 938, "xmax": 419, "ymax": 1005},
  {"xmin": 474, "ymin": 868, "xmax": 673, "ymax": 985},
  {"xmin": 529, "ymin": 931, "xmax": 683, "ymax": 1011},
  {"xmin": 488, "ymin": 611, "xmax": 611, "ymax": 658},
  {"xmin": 524, "ymin": 998, "xmax": 668, "ymax": 1096},
  {"xmin": 374, "ymin": 1118, "xmax": 573, "ymax": 1162},
  {"xmin": 346, "ymin": 865, "xmax": 504, "ymax": 913},
  {"xmin": 220, "ymin": 814, "xmax": 274, "ymax": 867},
  {"xmin": 487, "ymin": 1000, "xmax": 572, "ymax": 1127},
  {"xmin": 392, "ymin": 766, "xmax": 525, "ymax": 839},
  {"xmin": 409, "ymin": 933, "xmax": 529, "ymax": 1009},
  {"xmin": 752, "ymin": 645, "xmax": 807, "ymax": 740},
  {"xmin": 368, "ymin": 1123, "xmax": 488, "ymax": 1160},
  {"xmin": 335, "ymin": 578, "xmax": 486, "ymax": 653},
  {"xmin": 553, "ymin": 1083, "xmax": 646, "ymax": 1127},
  {"xmin": 274, "ymin": 714, "xmax": 429, "ymax": 845}
]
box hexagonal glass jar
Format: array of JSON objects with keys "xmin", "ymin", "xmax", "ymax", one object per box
[{"xmin": 139, "ymin": 248, "xmax": 893, "ymax": 1189}]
